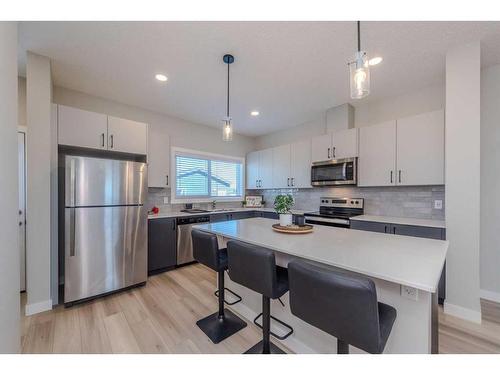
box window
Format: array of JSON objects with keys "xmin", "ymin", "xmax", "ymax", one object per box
[{"xmin": 173, "ymin": 148, "xmax": 244, "ymax": 201}]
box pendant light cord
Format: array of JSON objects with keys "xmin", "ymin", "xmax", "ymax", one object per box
[
  {"xmin": 357, "ymin": 21, "xmax": 361, "ymax": 52},
  {"xmin": 226, "ymin": 62, "xmax": 230, "ymax": 118}
]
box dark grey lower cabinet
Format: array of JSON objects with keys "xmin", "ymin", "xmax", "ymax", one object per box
[
  {"xmin": 350, "ymin": 219, "xmax": 446, "ymax": 304},
  {"xmin": 262, "ymin": 211, "xmax": 279, "ymax": 220},
  {"xmin": 148, "ymin": 218, "xmax": 177, "ymax": 275}
]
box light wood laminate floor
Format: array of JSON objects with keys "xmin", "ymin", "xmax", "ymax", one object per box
[{"xmin": 21, "ymin": 263, "xmax": 500, "ymax": 354}]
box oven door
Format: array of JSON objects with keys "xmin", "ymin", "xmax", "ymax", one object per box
[{"xmin": 311, "ymin": 158, "xmax": 357, "ymax": 186}]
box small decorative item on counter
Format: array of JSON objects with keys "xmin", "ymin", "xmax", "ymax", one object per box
[
  {"xmin": 295, "ymin": 215, "xmax": 306, "ymax": 227},
  {"xmin": 245, "ymin": 195, "xmax": 263, "ymax": 208},
  {"xmin": 149, "ymin": 206, "xmax": 160, "ymax": 215},
  {"xmin": 274, "ymin": 194, "xmax": 294, "ymax": 227}
]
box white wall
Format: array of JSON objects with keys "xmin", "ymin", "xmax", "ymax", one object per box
[
  {"xmin": 18, "ymin": 76, "xmax": 26, "ymax": 126},
  {"xmin": 0, "ymin": 21, "xmax": 20, "ymax": 353},
  {"xmin": 480, "ymin": 64, "xmax": 500, "ymax": 301},
  {"xmin": 253, "ymin": 84, "xmax": 445, "ymax": 150},
  {"xmin": 53, "ymin": 86, "xmax": 256, "ymax": 157},
  {"xmin": 444, "ymin": 43, "xmax": 482, "ymax": 322},
  {"xmin": 26, "ymin": 52, "xmax": 53, "ymax": 315}
]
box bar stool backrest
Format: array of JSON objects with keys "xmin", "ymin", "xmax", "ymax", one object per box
[
  {"xmin": 288, "ymin": 260, "xmax": 383, "ymax": 354},
  {"xmin": 192, "ymin": 229, "xmax": 223, "ymax": 271},
  {"xmin": 227, "ymin": 240, "xmax": 278, "ymax": 298}
]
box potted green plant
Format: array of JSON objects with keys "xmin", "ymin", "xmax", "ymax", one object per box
[{"xmin": 274, "ymin": 194, "xmax": 294, "ymax": 226}]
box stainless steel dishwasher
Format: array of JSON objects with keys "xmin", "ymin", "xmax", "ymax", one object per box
[{"xmin": 176, "ymin": 215, "xmax": 210, "ymax": 265}]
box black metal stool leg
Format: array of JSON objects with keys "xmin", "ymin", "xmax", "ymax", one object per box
[
  {"xmin": 196, "ymin": 270, "xmax": 247, "ymax": 344},
  {"xmin": 337, "ymin": 339, "xmax": 349, "ymax": 354},
  {"xmin": 244, "ymin": 295, "xmax": 285, "ymax": 354}
]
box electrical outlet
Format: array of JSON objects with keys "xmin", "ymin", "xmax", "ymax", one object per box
[
  {"xmin": 163, "ymin": 196, "xmax": 169, "ymax": 204},
  {"xmin": 401, "ymin": 285, "xmax": 418, "ymax": 301},
  {"xmin": 434, "ymin": 200, "xmax": 443, "ymax": 210}
]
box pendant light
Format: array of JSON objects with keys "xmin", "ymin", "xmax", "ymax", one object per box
[
  {"xmin": 348, "ymin": 21, "xmax": 370, "ymax": 99},
  {"xmin": 222, "ymin": 54, "xmax": 234, "ymax": 141}
]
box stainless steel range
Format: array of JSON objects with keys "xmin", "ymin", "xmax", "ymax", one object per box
[{"xmin": 304, "ymin": 197, "xmax": 364, "ymax": 228}]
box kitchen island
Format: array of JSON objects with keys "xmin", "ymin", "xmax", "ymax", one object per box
[{"xmin": 195, "ymin": 217, "xmax": 448, "ymax": 354}]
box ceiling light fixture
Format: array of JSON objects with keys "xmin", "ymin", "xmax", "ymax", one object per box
[
  {"xmin": 348, "ymin": 21, "xmax": 370, "ymax": 99},
  {"xmin": 369, "ymin": 56, "xmax": 383, "ymax": 66},
  {"xmin": 222, "ymin": 54, "xmax": 235, "ymax": 142},
  {"xmin": 155, "ymin": 74, "xmax": 168, "ymax": 82},
  {"xmin": 250, "ymin": 111, "xmax": 260, "ymax": 116}
]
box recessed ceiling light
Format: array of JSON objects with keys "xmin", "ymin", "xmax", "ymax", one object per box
[
  {"xmin": 250, "ymin": 111, "xmax": 260, "ymax": 116},
  {"xmin": 368, "ymin": 57, "xmax": 383, "ymax": 66},
  {"xmin": 155, "ymin": 74, "xmax": 168, "ymax": 82}
]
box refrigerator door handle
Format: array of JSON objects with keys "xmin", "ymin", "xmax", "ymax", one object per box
[
  {"xmin": 69, "ymin": 158, "xmax": 77, "ymax": 206},
  {"xmin": 69, "ymin": 207, "xmax": 76, "ymax": 257}
]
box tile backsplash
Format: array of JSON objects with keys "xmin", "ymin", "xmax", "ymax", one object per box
[
  {"xmin": 148, "ymin": 185, "xmax": 445, "ymax": 220},
  {"xmin": 247, "ymin": 185, "xmax": 445, "ymax": 220}
]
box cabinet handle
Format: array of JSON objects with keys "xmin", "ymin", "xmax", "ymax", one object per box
[
  {"xmin": 287, "ymin": 177, "xmax": 290, "ymax": 187},
  {"xmin": 327, "ymin": 147, "xmax": 331, "ymax": 159},
  {"xmin": 390, "ymin": 171, "xmax": 393, "ymax": 184},
  {"xmin": 166, "ymin": 175, "xmax": 169, "ymax": 186},
  {"xmin": 384, "ymin": 225, "xmax": 387, "ymax": 233},
  {"xmin": 291, "ymin": 177, "xmax": 295, "ymax": 186},
  {"xmin": 101, "ymin": 133, "xmax": 105, "ymax": 147},
  {"xmin": 393, "ymin": 226, "xmax": 396, "ymax": 235},
  {"xmin": 333, "ymin": 147, "xmax": 336, "ymax": 159},
  {"xmin": 172, "ymin": 220, "xmax": 176, "ymax": 231},
  {"xmin": 398, "ymin": 170, "xmax": 402, "ymax": 183},
  {"xmin": 109, "ymin": 134, "xmax": 114, "ymax": 149}
]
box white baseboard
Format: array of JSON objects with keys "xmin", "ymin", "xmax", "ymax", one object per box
[
  {"xmin": 25, "ymin": 299, "xmax": 53, "ymax": 316},
  {"xmin": 480, "ymin": 289, "xmax": 500, "ymax": 304},
  {"xmin": 443, "ymin": 302, "xmax": 482, "ymax": 323}
]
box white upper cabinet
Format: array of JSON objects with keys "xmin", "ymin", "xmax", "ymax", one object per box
[
  {"xmin": 272, "ymin": 144, "xmax": 291, "ymax": 188},
  {"xmin": 358, "ymin": 120, "xmax": 397, "ymax": 187},
  {"xmin": 332, "ymin": 128, "xmax": 358, "ymax": 159},
  {"xmin": 58, "ymin": 105, "xmax": 108, "ymax": 150},
  {"xmin": 246, "ymin": 151, "xmax": 260, "ymax": 189},
  {"xmin": 148, "ymin": 124, "xmax": 170, "ymax": 188},
  {"xmin": 396, "ymin": 110, "xmax": 444, "ymax": 186},
  {"xmin": 290, "ymin": 139, "xmax": 312, "ymax": 188},
  {"xmin": 311, "ymin": 134, "xmax": 333, "ymax": 163},
  {"xmin": 259, "ymin": 148, "xmax": 274, "ymax": 189},
  {"xmin": 107, "ymin": 116, "xmax": 148, "ymax": 155}
]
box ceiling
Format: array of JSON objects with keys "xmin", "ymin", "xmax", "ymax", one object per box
[{"xmin": 18, "ymin": 21, "xmax": 500, "ymax": 137}]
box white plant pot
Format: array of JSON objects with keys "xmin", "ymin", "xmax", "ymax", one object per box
[{"xmin": 279, "ymin": 213, "xmax": 293, "ymax": 227}]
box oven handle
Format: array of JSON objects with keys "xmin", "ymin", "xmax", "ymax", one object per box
[{"xmin": 304, "ymin": 216, "xmax": 350, "ymax": 227}]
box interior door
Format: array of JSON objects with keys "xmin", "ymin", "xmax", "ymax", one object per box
[
  {"xmin": 358, "ymin": 121, "xmax": 397, "ymax": 187},
  {"xmin": 272, "ymin": 144, "xmax": 291, "ymax": 188},
  {"xmin": 290, "ymin": 139, "xmax": 312, "ymax": 188},
  {"xmin": 107, "ymin": 116, "xmax": 148, "ymax": 155},
  {"xmin": 18, "ymin": 132, "xmax": 26, "ymax": 292}
]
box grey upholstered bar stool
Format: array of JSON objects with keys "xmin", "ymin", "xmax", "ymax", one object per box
[
  {"xmin": 288, "ymin": 259, "xmax": 397, "ymax": 354},
  {"xmin": 226, "ymin": 240, "xmax": 290, "ymax": 354},
  {"xmin": 191, "ymin": 229, "xmax": 247, "ymax": 344}
]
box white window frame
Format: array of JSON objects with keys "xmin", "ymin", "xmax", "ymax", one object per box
[{"xmin": 170, "ymin": 147, "xmax": 245, "ymax": 204}]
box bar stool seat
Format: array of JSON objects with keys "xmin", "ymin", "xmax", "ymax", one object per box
[
  {"xmin": 288, "ymin": 259, "xmax": 396, "ymax": 354},
  {"xmin": 191, "ymin": 229, "xmax": 247, "ymax": 344}
]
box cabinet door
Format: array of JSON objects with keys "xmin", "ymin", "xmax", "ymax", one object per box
[
  {"xmin": 311, "ymin": 134, "xmax": 333, "ymax": 163},
  {"xmin": 262, "ymin": 211, "xmax": 279, "ymax": 220},
  {"xmin": 210, "ymin": 213, "xmax": 228, "ymax": 223},
  {"xmin": 148, "ymin": 124, "xmax": 170, "ymax": 187},
  {"xmin": 246, "ymin": 151, "xmax": 260, "ymax": 189},
  {"xmin": 396, "ymin": 110, "xmax": 445, "ymax": 186},
  {"xmin": 290, "ymin": 139, "xmax": 312, "ymax": 188},
  {"xmin": 350, "ymin": 220, "xmax": 392, "ymax": 233},
  {"xmin": 148, "ymin": 218, "xmax": 177, "ymax": 274},
  {"xmin": 58, "ymin": 105, "xmax": 108, "ymax": 150},
  {"xmin": 391, "ymin": 224, "xmax": 444, "ymax": 239},
  {"xmin": 107, "ymin": 116, "xmax": 148, "ymax": 155},
  {"xmin": 358, "ymin": 121, "xmax": 397, "ymax": 187},
  {"xmin": 259, "ymin": 148, "xmax": 274, "ymax": 189},
  {"xmin": 272, "ymin": 144, "xmax": 291, "ymax": 188},
  {"xmin": 332, "ymin": 128, "xmax": 358, "ymax": 159}
]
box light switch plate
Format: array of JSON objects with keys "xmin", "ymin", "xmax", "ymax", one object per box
[
  {"xmin": 401, "ymin": 285, "xmax": 418, "ymax": 301},
  {"xmin": 163, "ymin": 196, "xmax": 169, "ymax": 204},
  {"xmin": 434, "ymin": 200, "xmax": 443, "ymax": 210}
]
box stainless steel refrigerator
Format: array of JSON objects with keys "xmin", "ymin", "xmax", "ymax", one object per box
[{"xmin": 63, "ymin": 155, "xmax": 148, "ymax": 304}]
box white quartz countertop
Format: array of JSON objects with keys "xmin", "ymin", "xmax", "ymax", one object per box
[
  {"xmin": 350, "ymin": 215, "xmax": 446, "ymax": 229},
  {"xmin": 195, "ymin": 217, "xmax": 448, "ymax": 293},
  {"xmin": 148, "ymin": 207, "xmax": 308, "ymax": 219}
]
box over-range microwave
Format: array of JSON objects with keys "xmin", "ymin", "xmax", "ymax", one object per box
[{"xmin": 311, "ymin": 157, "xmax": 357, "ymax": 186}]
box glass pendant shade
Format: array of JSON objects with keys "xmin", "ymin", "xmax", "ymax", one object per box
[
  {"xmin": 349, "ymin": 51, "xmax": 370, "ymax": 99},
  {"xmin": 222, "ymin": 117, "xmax": 233, "ymax": 141}
]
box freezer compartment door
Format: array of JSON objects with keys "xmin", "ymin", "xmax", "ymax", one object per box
[
  {"xmin": 65, "ymin": 155, "xmax": 147, "ymax": 207},
  {"xmin": 64, "ymin": 205, "xmax": 147, "ymax": 303}
]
